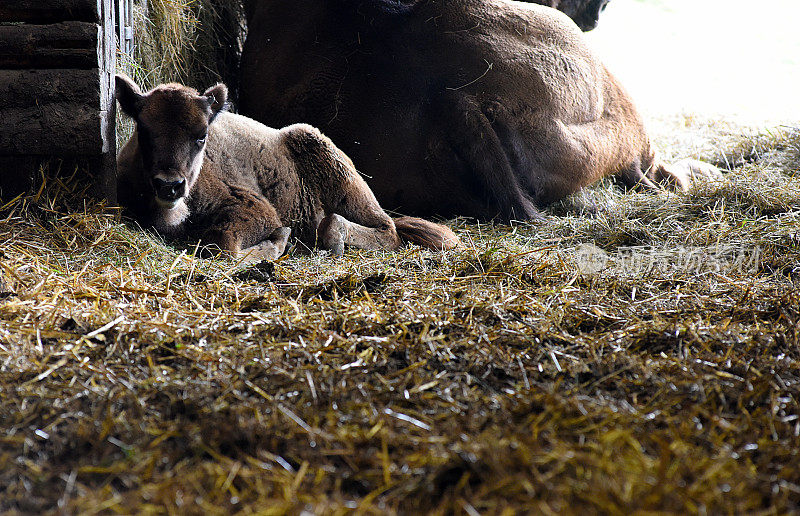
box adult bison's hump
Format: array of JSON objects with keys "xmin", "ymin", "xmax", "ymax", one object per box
[{"xmin": 424, "ymin": 0, "xmax": 608, "ymax": 121}]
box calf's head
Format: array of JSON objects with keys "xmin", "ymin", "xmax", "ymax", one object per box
[{"xmin": 115, "ymin": 75, "xmax": 228, "ymax": 208}]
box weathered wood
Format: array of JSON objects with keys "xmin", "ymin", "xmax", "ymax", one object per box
[
  {"xmin": 98, "ymin": 0, "xmax": 117, "ymax": 202},
  {"xmin": 0, "ymin": 22, "xmax": 98, "ymax": 70},
  {"xmin": 0, "ymin": 0, "xmax": 99, "ymax": 24},
  {"xmin": 0, "ymin": 103, "xmax": 103, "ymax": 157},
  {"xmin": 0, "ymin": 0, "xmax": 118, "ymax": 200},
  {"xmin": 0, "ymin": 69, "xmax": 99, "ymax": 108}
]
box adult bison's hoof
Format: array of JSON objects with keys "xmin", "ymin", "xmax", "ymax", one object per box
[
  {"xmin": 656, "ymin": 159, "xmax": 724, "ymax": 192},
  {"xmin": 513, "ymin": 201, "xmax": 548, "ymax": 223}
]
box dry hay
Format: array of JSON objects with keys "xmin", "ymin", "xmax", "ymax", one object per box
[
  {"xmin": 116, "ymin": 0, "xmax": 246, "ymax": 147},
  {"xmin": 1, "ymin": 121, "xmax": 799, "ymax": 514},
  {"xmin": 119, "ymin": 0, "xmax": 244, "ymax": 91}
]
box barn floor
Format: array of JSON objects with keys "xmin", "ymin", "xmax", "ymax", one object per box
[{"xmin": 1, "ymin": 117, "xmax": 799, "ymax": 514}]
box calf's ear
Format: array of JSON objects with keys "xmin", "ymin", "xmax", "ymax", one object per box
[
  {"xmin": 203, "ymin": 84, "xmax": 229, "ymax": 123},
  {"xmin": 115, "ymin": 74, "xmax": 145, "ymax": 119}
]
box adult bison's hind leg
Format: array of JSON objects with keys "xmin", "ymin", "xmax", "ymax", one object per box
[
  {"xmin": 613, "ymin": 157, "xmax": 659, "ymax": 191},
  {"xmin": 434, "ymin": 92, "xmax": 545, "ymax": 222},
  {"xmin": 614, "ymin": 157, "xmax": 722, "ymax": 194}
]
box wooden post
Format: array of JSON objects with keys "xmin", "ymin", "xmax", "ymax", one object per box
[{"xmin": 99, "ymin": 0, "xmax": 117, "ymax": 203}]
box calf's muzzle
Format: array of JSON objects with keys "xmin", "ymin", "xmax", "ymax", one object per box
[{"xmin": 153, "ymin": 177, "xmax": 187, "ymax": 202}]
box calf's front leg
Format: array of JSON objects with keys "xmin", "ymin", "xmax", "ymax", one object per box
[
  {"xmin": 200, "ymin": 188, "xmax": 291, "ymax": 262},
  {"xmin": 234, "ymin": 226, "xmax": 291, "ymax": 262}
]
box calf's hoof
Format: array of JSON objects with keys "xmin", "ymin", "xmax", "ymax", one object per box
[
  {"xmin": 270, "ymin": 226, "xmax": 292, "ymax": 247},
  {"xmin": 318, "ymin": 214, "xmax": 347, "ymax": 256},
  {"xmin": 238, "ymin": 226, "xmax": 292, "ymax": 262}
]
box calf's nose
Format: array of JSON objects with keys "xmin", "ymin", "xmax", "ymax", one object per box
[{"xmin": 152, "ymin": 177, "xmax": 186, "ymax": 201}]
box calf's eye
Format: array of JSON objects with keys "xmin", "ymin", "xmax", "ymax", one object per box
[{"xmin": 196, "ymin": 135, "xmax": 207, "ymax": 147}]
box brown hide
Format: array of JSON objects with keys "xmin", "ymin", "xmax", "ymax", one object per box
[{"xmin": 239, "ymin": 0, "xmax": 656, "ymax": 221}]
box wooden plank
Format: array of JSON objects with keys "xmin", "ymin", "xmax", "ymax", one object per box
[
  {"xmin": 0, "ymin": 69, "xmax": 100, "ymax": 108},
  {"xmin": 0, "ymin": 0, "xmax": 99, "ymax": 24},
  {"xmin": 0, "ymin": 49, "xmax": 96, "ymax": 70},
  {"xmin": 0, "ymin": 103, "xmax": 103, "ymax": 157},
  {"xmin": 0, "ymin": 0, "xmax": 117, "ymax": 200},
  {"xmin": 98, "ymin": 0, "xmax": 118, "ymax": 202},
  {"xmin": 0, "ymin": 22, "xmax": 98, "ymax": 69}
]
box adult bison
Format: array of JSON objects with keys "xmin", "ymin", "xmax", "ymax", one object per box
[{"xmin": 239, "ymin": 0, "xmax": 718, "ymax": 221}]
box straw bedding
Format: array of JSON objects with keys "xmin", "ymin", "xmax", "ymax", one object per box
[{"xmin": 1, "ymin": 122, "xmax": 798, "ymax": 513}]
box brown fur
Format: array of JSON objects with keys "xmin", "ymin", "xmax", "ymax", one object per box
[
  {"xmin": 393, "ymin": 216, "xmax": 461, "ymax": 251},
  {"xmin": 115, "ymin": 75, "xmax": 461, "ymax": 262},
  {"xmin": 239, "ymin": 0, "xmax": 720, "ymax": 222}
]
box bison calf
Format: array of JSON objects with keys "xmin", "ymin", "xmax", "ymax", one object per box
[{"xmin": 115, "ymin": 75, "xmax": 460, "ymax": 262}]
